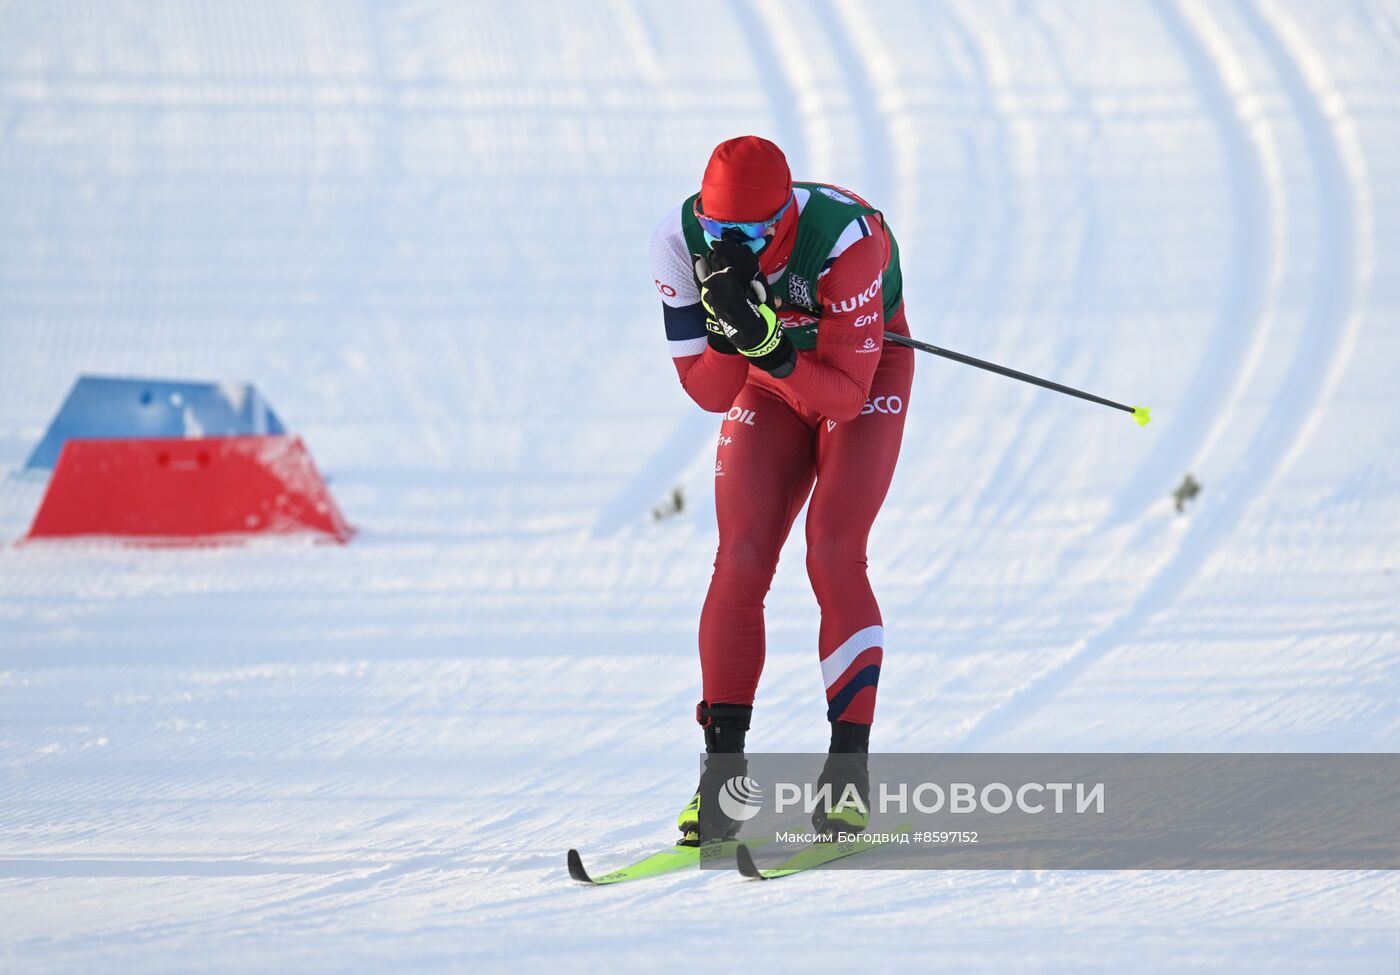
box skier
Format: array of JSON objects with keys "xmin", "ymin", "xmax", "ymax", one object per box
[{"xmin": 649, "ymin": 135, "xmax": 914, "ymax": 845}]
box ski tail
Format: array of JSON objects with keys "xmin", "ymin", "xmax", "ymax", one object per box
[
  {"xmin": 735, "ymin": 843, "xmax": 765, "ymax": 880},
  {"xmin": 567, "ymin": 843, "xmax": 704, "ymax": 885},
  {"xmin": 569, "ymin": 827, "xmax": 798, "ymax": 886},
  {"xmin": 566, "ymin": 848, "xmax": 594, "ymax": 884}
]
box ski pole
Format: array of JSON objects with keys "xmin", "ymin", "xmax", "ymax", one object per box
[{"xmin": 884, "ymin": 331, "xmax": 1151, "ymax": 426}]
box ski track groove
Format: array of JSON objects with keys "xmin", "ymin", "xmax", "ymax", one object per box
[
  {"xmin": 1101, "ymin": 0, "xmax": 1281, "ymax": 529},
  {"xmin": 1262, "ymin": 0, "xmax": 1373, "ymax": 485},
  {"xmin": 887, "ymin": 0, "xmax": 1023, "ymax": 565},
  {"xmin": 902, "ymin": 19, "xmax": 983, "ymax": 349},
  {"xmin": 817, "ymin": 0, "xmax": 894, "ymax": 208},
  {"xmin": 937, "ymin": 0, "xmax": 1289, "ymax": 733},
  {"xmin": 831, "ymin": 0, "xmax": 919, "ymax": 239},
  {"xmin": 1149, "ymin": 0, "xmax": 1288, "ymax": 477},
  {"xmin": 984, "ymin": 3, "xmax": 1106, "ymax": 534},
  {"xmin": 901, "ymin": 4, "xmax": 1101, "ymax": 592},
  {"xmin": 953, "ymin": 0, "xmax": 1369, "ymax": 750}
]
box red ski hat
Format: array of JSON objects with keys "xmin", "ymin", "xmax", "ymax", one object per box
[{"xmin": 699, "ymin": 136, "xmax": 792, "ymax": 222}]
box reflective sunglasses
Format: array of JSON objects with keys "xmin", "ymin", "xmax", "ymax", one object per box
[{"xmin": 694, "ymin": 192, "xmax": 794, "ymax": 252}]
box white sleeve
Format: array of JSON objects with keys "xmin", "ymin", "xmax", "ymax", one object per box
[{"xmin": 649, "ymin": 205, "xmax": 700, "ymax": 309}]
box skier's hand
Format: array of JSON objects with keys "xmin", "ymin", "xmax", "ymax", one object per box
[
  {"xmin": 692, "ymin": 241, "xmax": 761, "ymax": 344},
  {"xmin": 693, "ymin": 242, "xmax": 796, "ymax": 377}
]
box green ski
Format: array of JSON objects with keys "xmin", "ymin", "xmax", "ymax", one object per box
[
  {"xmin": 567, "ymin": 838, "xmax": 741, "ymax": 885},
  {"xmin": 569, "ymin": 828, "xmax": 801, "ymax": 886},
  {"xmin": 735, "ymin": 825, "xmax": 912, "ymax": 880}
]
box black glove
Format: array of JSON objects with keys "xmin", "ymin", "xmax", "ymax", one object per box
[
  {"xmin": 705, "ymin": 327, "xmax": 739, "ymax": 356},
  {"xmin": 692, "ymin": 240, "xmax": 757, "ymax": 355},
  {"xmin": 692, "ymin": 240, "xmax": 796, "ymax": 377}
]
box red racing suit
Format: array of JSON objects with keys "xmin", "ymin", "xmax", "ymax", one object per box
[{"xmin": 650, "ymin": 186, "xmax": 913, "ymax": 726}]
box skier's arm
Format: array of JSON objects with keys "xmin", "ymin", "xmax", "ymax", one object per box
[
  {"xmin": 779, "ymin": 232, "xmax": 888, "ymax": 422},
  {"xmin": 668, "ymin": 306, "xmax": 750, "ymax": 413},
  {"xmin": 651, "ymin": 211, "xmax": 749, "ymax": 413}
]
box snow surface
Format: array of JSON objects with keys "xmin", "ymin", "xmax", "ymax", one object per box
[{"xmin": 2, "ymin": 1, "xmax": 1399, "ymax": 971}]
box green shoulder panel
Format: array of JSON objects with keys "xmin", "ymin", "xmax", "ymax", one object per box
[
  {"xmin": 679, "ymin": 191, "xmax": 707, "ymax": 261},
  {"xmin": 678, "ymin": 185, "xmax": 903, "ymax": 352},
  {"xmin": 778, "ymin": 183, "xmax": 903, "ymax": 350}
]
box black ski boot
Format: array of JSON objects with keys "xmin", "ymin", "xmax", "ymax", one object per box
[
  {"xmin": 676, "ymin": 701, "xmax": 751, "ymax": 847},
  {"xmin": 811, "ymin": 720, "xmax": 871, "ymax": 836}
]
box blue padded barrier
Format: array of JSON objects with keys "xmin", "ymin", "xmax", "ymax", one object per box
[{"xmin": 24, "ymin": 376, "xmax": 286, "ymax": 471}]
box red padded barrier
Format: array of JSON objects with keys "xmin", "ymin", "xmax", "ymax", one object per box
[{"xmin": 25, "ymin": 435, "xmax": 352, "ymax": 543}]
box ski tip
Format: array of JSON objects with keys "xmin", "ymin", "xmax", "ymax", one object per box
[
  {"xmin": 1133, "ymin": 405, "xmax": 1151, "ymax": 427},
  {"xmin": 566, "ymin": 848, "xmax": 595, "ymax": 884},
  {"xmin": 735, "ymin": 843, "xmax": 766, "ymax": 880}
]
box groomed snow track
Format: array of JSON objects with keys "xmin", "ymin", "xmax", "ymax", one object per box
[{"xmin": 1, "ymin": 2, "xmax": 1398, "ymax": 972}]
